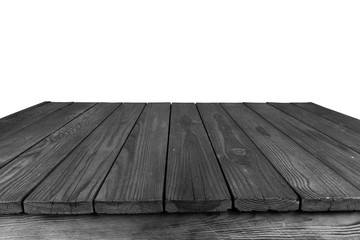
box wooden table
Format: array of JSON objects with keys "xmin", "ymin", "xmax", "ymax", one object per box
[{"xmin": 1, "ymin": 101, "xmax": 360, "ymax": 239}]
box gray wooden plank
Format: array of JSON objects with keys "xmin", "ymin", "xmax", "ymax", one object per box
[
  {"xmin": 24, "ymin": 103, "xmax": 145, "ymax": 214},
  {"xmin": 222, "ymin": 103, "xmax": 360, "ymax": 211},
  {"xmin": 165, "ymin": 103, "xmax": 231, "ymax": 213},
  {"xmin": 295, "ymin": 102, "xmax": 360, "ymax": 134},
  {"xmin": 197, "ymin": 103, "xmax": 299, "ymax": 211},
  {"xmin": 0, "ymin": 102, "xmax": 72, "ymax": 140},
  {"xmin": 0, "ymin": 103, "xmax": 118, "ymax": 214},
  {"xmin": 0, "ymin": 103, "xmax": 95, "ymax": 168},
  {"xmin": 0, "ymin": 102, "xmax": 48, "ymax": 124},
  {"xmin": 247, "ymin": 103, "xmax": 360, "ymax": 194},
  {"xmin": 94, "ymin": 103, "xmax": 170, "ymax": 214},
  {"xmin": 2, "ymin": 212, "xmax": 360, "ymax": 239},
  {"xmin": 270, "ymin": 103, "xmax": 360, "ymax": 153}
]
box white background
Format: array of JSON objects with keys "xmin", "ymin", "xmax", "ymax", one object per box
[{"xmin": 0, "ymin": 1, "xmax": 359, "ymax": 119}]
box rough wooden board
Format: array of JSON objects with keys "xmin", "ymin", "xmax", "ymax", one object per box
[
  {"xmin": 95, "ymin": 103, "xmax": 170, "ymax": 214},
  {"xmin": 2, "ymin": 212, "xmax": 360, "ymax": 239},
  {"xmin": 197, "ymin": 103, "xmax": 299, "ymax": 211},
  {"xmin": 165, "ymin": 103, "xmax": 231, "ymax": 213},
  {"xmin": 24, "ymin": 103, "xmax": 145, "ymax": 214},
  {"xmin": 222, "ymin": 103, "xmax": 360, "ymax": 211},
  {"xmin": 0, "ymin": 103, "xmax": 95, "ymax": 168},
  {"xmin": 0, "ymin": 103, "xmax": 118, "ymax": 214},
  {"xmin": 0, "ymin": 102, "xmax": 48, "ymax": 126},
  {"xmin": 295, "ymin": 102, "xmax": 360, "ymax": 134},
  {"xmin": 270, "ymin": 103, "xmax": 360, "ymax": 154},
  {"xmin": 0, "ymin": 102, "xmax": 72, "ymax": 140},
  {"xmin": 248, "ymin": 103, "xmax": 360, "ymax": 192}
]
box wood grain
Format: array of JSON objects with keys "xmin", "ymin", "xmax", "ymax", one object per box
[
  {"xmin": 1, "ymin": 212, "xmax": 360, "ymax": 239},
  {"xmin": 24, "ymin": 103, "xmax": 145, "ymax": 214},
  {"xmin": 295, "ymin": 102, "xmax": 360, "ymax": 134},
  {"xmin": 0, "ymin": 103, "xmax": 94, "ymax": 168},
  {"xmin": 165, "ymin": 103, "xmax": 231, "ymax": 213},
  {"xmin": 247, "ymin": 103, "xmax": 360, "ymax": 192},
  {"xmin": 270, "ymin": 103, "xmax": 360, "ymax": 154},
  {"xmin": 0, "ymin": 102, "xmax": 72, "ymax": 140},
  {"xmin": 0, "ymin": 103, "xmax": 118, "ymax": 214},
  {"xmin": 0, "ymin": 101, "xmax": 48, "ymax": 124},
  {"xmin": 222, "ymin": 103, "xmax": 360, "ymax": 211},
  {"xmin": 95, "ymin": 103, "xmax": 170, "ymax": 214},
  {"xmin": 197, "ymin": 103, "xmax": 299, "ymax": 211}
]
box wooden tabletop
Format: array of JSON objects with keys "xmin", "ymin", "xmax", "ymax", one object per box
[{"xmin": 1, "ymin": 102, "xmax": 360, "ymax": 214}]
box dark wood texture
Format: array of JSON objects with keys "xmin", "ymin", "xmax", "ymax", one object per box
[
  {"xmin": 165, "ymin": 103, "xmax": 231, "ymax": 213},
  {"xmin": 295, "ymin": 102, "xmax": 360, "ymax": 134},
  {"xmin": 222, "ymin": 103, "xmax": 360, "ymax": 211},
  {"xmin": 95, "ymin": 103, "xmax": 170, "ymax": 214},
  {"xmin": 24, "ymin": 103, "xmax": 145, "ymax": 214},
  {"xmin": 0, "ymin": 103, "xmax": 118, "ymax": 214},
  {"xmin": 0, "ymin": 103, "xmax": 94, "ymax": 168},
  {"xmin": 0, "ymin": 102, "xmax": 72, "ymax": 140},
  {"xmin": 247, "ymin": 103, "xmax": 360, "ymax": 192},
  {"xmin": 197, "ymin": 103, "xmax": 299, "ymax": 211},
  {"xmin": 270, "ymin": 103, "xmax": 360, "ymax": 153},
  {"xmin": 1, "ymin": 102, "xmax": 360, "ymax": 216},
  {"xmin": 1, "ymin": 212, "xmax": 360, "ymax": 239},
  {"xmin": 0, "ymin": 102, "xmax": 48, "ymax": 125}
]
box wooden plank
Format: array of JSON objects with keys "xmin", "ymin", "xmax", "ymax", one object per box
[
  {"xmin": 0, "ymin": 101, "xmax": 48, "ymax": 124},
  {"xmin": 295, "ymin": 102, "xmax": 360, "ymax": 134},
  {"xmin": 0, "ymin": 102, "xmax": 72, "ymax": 140},
  {"xmin": 94, "ymin": 103, "xmax": 170, "ymax": 214},
  {"xmin": 2, "ymin": 212, "xmax": 360, "ymax": 239},
  {"xmin": 24, "ymin": 103, "xmax": 145, "ymax": 214},
  {"xmin": 165, "ymin": 103, "xmax": 231, "ymax": 213},
  {"xmin": 270, "ymin": 103, "xmax": 360, "ymax": 154},
  {"xmin": 0, "ymin": 103, "xmax": 95, "ymax": 168},
  {"xmin": 222, "ymin": 103, "xmax": 360, "ymax": 211},
  {"xmin": 197, "ymin": 103, "xmax": 299, "ymax": 211},
  {"xmin": 0, "ymin": 103, "xmax": 118, "ymax": 214},
  {"xmin": 247, "ymin": 103, "xmax": 360, "ymax": 193}
]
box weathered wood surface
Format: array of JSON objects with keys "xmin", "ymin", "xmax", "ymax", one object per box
[
  {"xmin": 248, "ymin": 103, "xmax": 360, "ymax": 192},
  {"xmin": 295, "ymin": 102, "xmax": 360, "ymax": 134},
  {"xmin": 197, "ymin": 103, "xmax": 298, "ymax": 211},
  {"xmin": 95, "ymin": 103, "xmax": 170, "ymax": 214},
  {"xmin": 270, "ymin": 103, "xmax": 360, "ymax": 153},
  {"xmin": 1, "ymin": 102, "xmax": 360, "ymax": 215},
  {"xmin": 0, "ymin": 102, "xmax": 71, "ymax": 140},
  {"xmin": 165, "ymin": 103, "xmax": 231, "ymax": 213},
  {"xmin": 24, "ymin": 103, "xmax": 145, "ymax": 214},
  {"xmin": 0, "ymin": 103, "xmax": 118, "ymax": 214},
  {"xmin": 0, "ymin": 101, "xmax": 48, "ymax": 126},
  {"xmin": 0, "ymin": 103, "xmax": 94, "ymax": 168},
  {"xmin": 222, "ymin": 103, "xmax": 360, "ymax": 211},
  {"xmin": 1, "ymin": 212, "xmax": 360, "ymax": 239}
]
